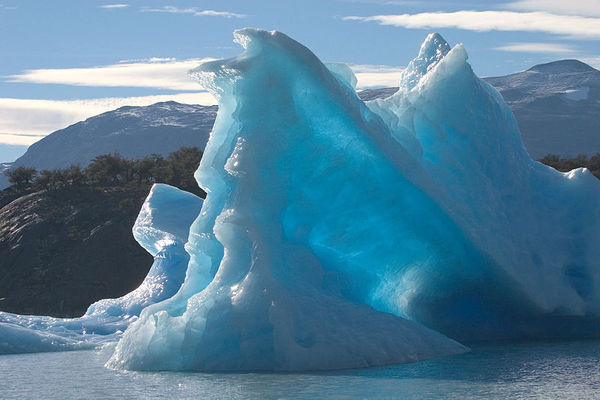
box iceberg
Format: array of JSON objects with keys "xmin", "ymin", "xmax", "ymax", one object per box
[
  {"xmin": 107, "ymin": 29, "xmax": 473, "ymax": 371},
  {"xmin": 108, "ymin": 29, "xmax": 599, "ymax": 371},
  {"xmin": 0, "ymin": 184, "xmax": 202, "ymax": 354},
  {"xmin": 3, "ymin": 29, "xmax": 600, "ymax": 372}
]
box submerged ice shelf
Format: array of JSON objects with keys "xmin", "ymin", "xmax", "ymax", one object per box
[{"xmin": 3, "ymin": 29, "xmax": 600, "ymax": 372}]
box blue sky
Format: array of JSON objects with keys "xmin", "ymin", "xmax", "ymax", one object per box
[{"xmin": 0, "ymin": 0, "xmax": 599, "ymax": 162}]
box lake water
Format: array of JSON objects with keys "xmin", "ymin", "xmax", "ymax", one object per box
[{"xmin": 2, "ymin": 340, "xmax": 599, "ymax": 399}]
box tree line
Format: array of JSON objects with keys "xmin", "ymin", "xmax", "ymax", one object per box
[
  {"xmin": 4, "ymin": 148, "xmax": 599, "ymax": 198},
  {"xmin": 3, "ymin": 147, "xmax": 204, "ymax": 197}
]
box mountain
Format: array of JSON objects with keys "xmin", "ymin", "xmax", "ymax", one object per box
[
  {"xmin": 358, "ymin": 60, "xmax": 600, "ymax": 160},
  {"xmin": 484, "ymin": 60, "xmax": 600, "ymax": 159},
  {"xmin": 13, "ymin": 101, "xmax": 217, "ymax": 172}
]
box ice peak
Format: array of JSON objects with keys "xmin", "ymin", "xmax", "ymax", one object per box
[
  {"xmin": 418, "ymin": 33, "xmax": 450, "ymax": 60},
  {"xmin": 399, "ymin": 32, "xmax": 451, "ymax": 91}
]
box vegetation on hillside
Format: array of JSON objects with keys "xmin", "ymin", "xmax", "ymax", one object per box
[
  {"xmin": 2, "ymin": 146, "xmax": 204, "ymax": 208},
  {"xmin": 0, "ymin": 146, "xmax": 204, "ymax": 317},
  {"xmin": 538, "ymin": 153, "xmax": 600, "ymax": 179}
]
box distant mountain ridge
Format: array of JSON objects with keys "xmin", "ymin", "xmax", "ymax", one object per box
[
  {"xmin": 3, "ymin": 59, "xmax": 599, "ymax": 190},
  {"xmin": 484, "ymin": 59, "xmax": 600, "ymax": 159},
  {"xmin": 527, "ymin": 59, "xmax": 595, "ymax": 74},
  {"xmin": 13, "ymin": 101, "xmax": 217, "ymax": 171}
]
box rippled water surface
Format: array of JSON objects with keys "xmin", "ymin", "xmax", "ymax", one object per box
[{"xmin": 2, "ymin": 340, "xmax": 600, "ymax": 399}]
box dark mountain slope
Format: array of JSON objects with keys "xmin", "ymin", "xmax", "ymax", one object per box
[
  {"xmin": 483, "ymin": 60, "xmax": 600, "ymax": 159},
  {"xmin": 0, "ymin": 186, "xmax": 152, "ymax": 317},
  {"xmin": 0, "ymin": 148, "xmax": 203, "ymax": 317}
]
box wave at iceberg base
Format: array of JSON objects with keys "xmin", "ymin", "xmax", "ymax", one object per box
[{"xmin": 0, "ymin": 184, "xmax": 202, "ymax": 354}]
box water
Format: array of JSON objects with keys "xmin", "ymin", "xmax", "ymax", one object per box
[{"xmin": 2, "ymin": 341, "xmax": 599, "ymax": 399}]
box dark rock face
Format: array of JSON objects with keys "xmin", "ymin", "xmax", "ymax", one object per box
[{"xmin": 0, "ymin": 186, "xmax": 152, "ymax": 317}]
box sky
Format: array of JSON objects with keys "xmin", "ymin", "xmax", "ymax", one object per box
[{"xmin": 0, "ymin": 0, "xmax": 599, "ymax": 162}]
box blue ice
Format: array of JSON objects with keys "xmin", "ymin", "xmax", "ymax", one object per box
[
  {"xmin": 108, "ymin": 29, "xmax": 600, "ymax": 371},
  {"xmin": 3, "ymin": 30, "xmax": 600, "ymax": 372}
]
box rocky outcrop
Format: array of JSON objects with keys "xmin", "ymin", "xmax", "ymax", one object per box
[{"xmin": 0, "ymin": 186, "xmax": 153, "ymax": 317}]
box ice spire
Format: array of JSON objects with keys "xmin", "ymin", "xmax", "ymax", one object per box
[{"xmin": 399, "ymin": 32, "xmax": 451, "ymax": 90}]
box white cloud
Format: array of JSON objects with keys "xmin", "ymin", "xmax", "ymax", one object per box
[
  {"xmin": 0, "ymin": 61, "xmax": 406, "ymax": 144},
  {"xmin": 141, "ymin": 6, "xmax": 245, "ymax": 18},
  {"xmin": 100, "ymin": 4, "xmax": 128, "ymax": 9},
  {"xmin": 8, "ymin": 58, "xmax": 215, "ymax": 91},
  {"xmin": 505, "ymin": 0, "xmax": 600, "ymax": 17},
  {"xmin": 0, "ymin": 92, "xmax": 217, "ymax": 144},
  {"xmin": 344, "ymin": 11, "xmax": 600, "ymax": 39},
  {"xmin": 0, "ymin": 133, "xmax": 45, "ymax": 146},
  {"xmin": 8, "ymin": 56, "xmax": 406, "ymax": 90},
  {"xmin": 118, "ymin": 57, "xmax": 176, "ymax": 63},
  {"xmin": 350, "ymin": 64, "xmax": 404, "ymax": 88},
  {"xmin": 494, "ymin": 42, "xmax": 576, "ymax": 54}
]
